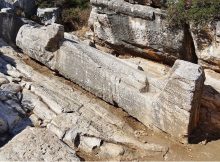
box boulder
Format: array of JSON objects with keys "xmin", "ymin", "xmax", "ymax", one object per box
[{"xmin": 37, "ymin": 8, "xmax": 61, "ymax": 25}]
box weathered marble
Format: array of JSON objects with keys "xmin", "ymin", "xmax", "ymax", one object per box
[
  {"xmin": 0, "ymin": 127, "xmax": 80, "ymax": 161},
  {"xmin": 89, "ymin": 0, "xmax": 196, "ymax": 64},
  {"xmin": 15, "ymin": 24, "xmax": 205, "ymax": 142},
  {"xmin": 190, "ymin": 21, "xmax": 220, "ymax": 72}
]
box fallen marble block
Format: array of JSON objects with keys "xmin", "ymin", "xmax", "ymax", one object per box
[{"xmin": 15, "ymin": 25, "xmax": 205, "ymax": 142}]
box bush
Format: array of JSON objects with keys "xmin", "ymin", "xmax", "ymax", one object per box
[
  {"xmin": 36, "ymin": 0, "xmax": 91, "ymax": 31},
  {"xmin": 167, "ymin": 0, "xmax": 220, "ymax": 27}
]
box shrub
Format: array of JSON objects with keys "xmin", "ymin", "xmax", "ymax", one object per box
[
  {"xmin": 167, "ymin": 0, "xmax": 220, "ymax": 27},
  {"xmin": 36, "ymin": 0, "xmax": 91, "ymax": 31}
]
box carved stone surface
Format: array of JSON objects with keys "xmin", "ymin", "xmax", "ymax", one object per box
[
  {"xmin": 16, "ymin": 24, "xmax": 205, "ymax": 142},
  {"xmin": 89, "ymin": 0, "xmax": 195, "ymax": 64}
]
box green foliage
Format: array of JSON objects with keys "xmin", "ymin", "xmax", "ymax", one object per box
[
  {"xmin": 167, "ymin": 0, "xmax": 220, "ymax": 27},
  {"xmin": 36, "ymin": 0, "xmax": 89, "ymax": 9},
  {"xmin": 36, "ymin": 0, "xmax": 91, "ymax": 31}
]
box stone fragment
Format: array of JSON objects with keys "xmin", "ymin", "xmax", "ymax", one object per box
[
  {"xmin": 190, "ymin": 21, "xmax": 220, "ymax": 72},
  {"xmin": 79, "ymin": 136, "xmax": 102, "ymax": 152},
  {"xmin": 29, "ymin": 114, "xmax": 41, "ymax": 127},
  {"xmin": 1, "ymin": 7, "xmax": 13, "ymax": 13},
  {"xmin": 22, "ymin": 89, "xmax": 57, "ymax": 123},
  {"xmin": 1, "ymin": 83, "xmax": 22, "ymax": 93},
  {"xmin": 0, "ymin": 77, "xmax": 9, "ymax": 85},
  {"xmin": 99, "ymin": 142, "xmax": 125, "ymax": 158}
]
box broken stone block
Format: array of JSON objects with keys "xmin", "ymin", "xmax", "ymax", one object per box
[
  {"xmin": 22, "ymin": 89, "xmax": 57, "ymax": 123},
  {"xmin": 152, "ymin": 60, "xmax": 205, "ymax": 142},
  {"xmin": 190, "ymin": 21, "xmax": 220, "ymax": 72}
]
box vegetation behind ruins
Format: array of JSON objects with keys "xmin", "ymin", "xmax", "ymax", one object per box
[
  {"xmin": 36, "ymin": 0, "xmax": 90, "ymax": 31},
  {"xmin": 167, "ymin": 0, "xmax": 220, "ymax": 27}
]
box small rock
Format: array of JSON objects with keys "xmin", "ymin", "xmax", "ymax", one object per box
[
  {"xmin": 29, "ymin": 114, "xmax": 41, "ymax": 127},
  {"xmin": 1, "ymin": 83, "xmax": 22, "ymax": 93},
  {"xmin": 79, "ymin": 136, "xmax": 102, "ymax": 152},
  {"xmin": 1, "ymin": 8, "xmax": 14, "ymax": 13},
  {"xmin": 99, "ymin": 142, "xmax": 125, "ymax": 158},
  {"xmin": 0, "ymin": 77, "xmax": 9, "ymax": 86},
  {"xmin": 4, "ymin": 99, "xmax": 26, "ymax": 115},
  {"xmin": 7, "ymin": 70, "xmax": 22, "ymax": 78},
  {"xmin": 82, "ymin": 39, "xmax": 95, "ymax": 47}
]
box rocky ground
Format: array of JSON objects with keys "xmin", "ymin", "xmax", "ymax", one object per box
[
  {"xmin": 0, "ymin": 38, "xmax": 219, "ymax": 161},
  {"xmin": 0, "ymin": 0, "xmax": 219, "ymax": 161}
]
